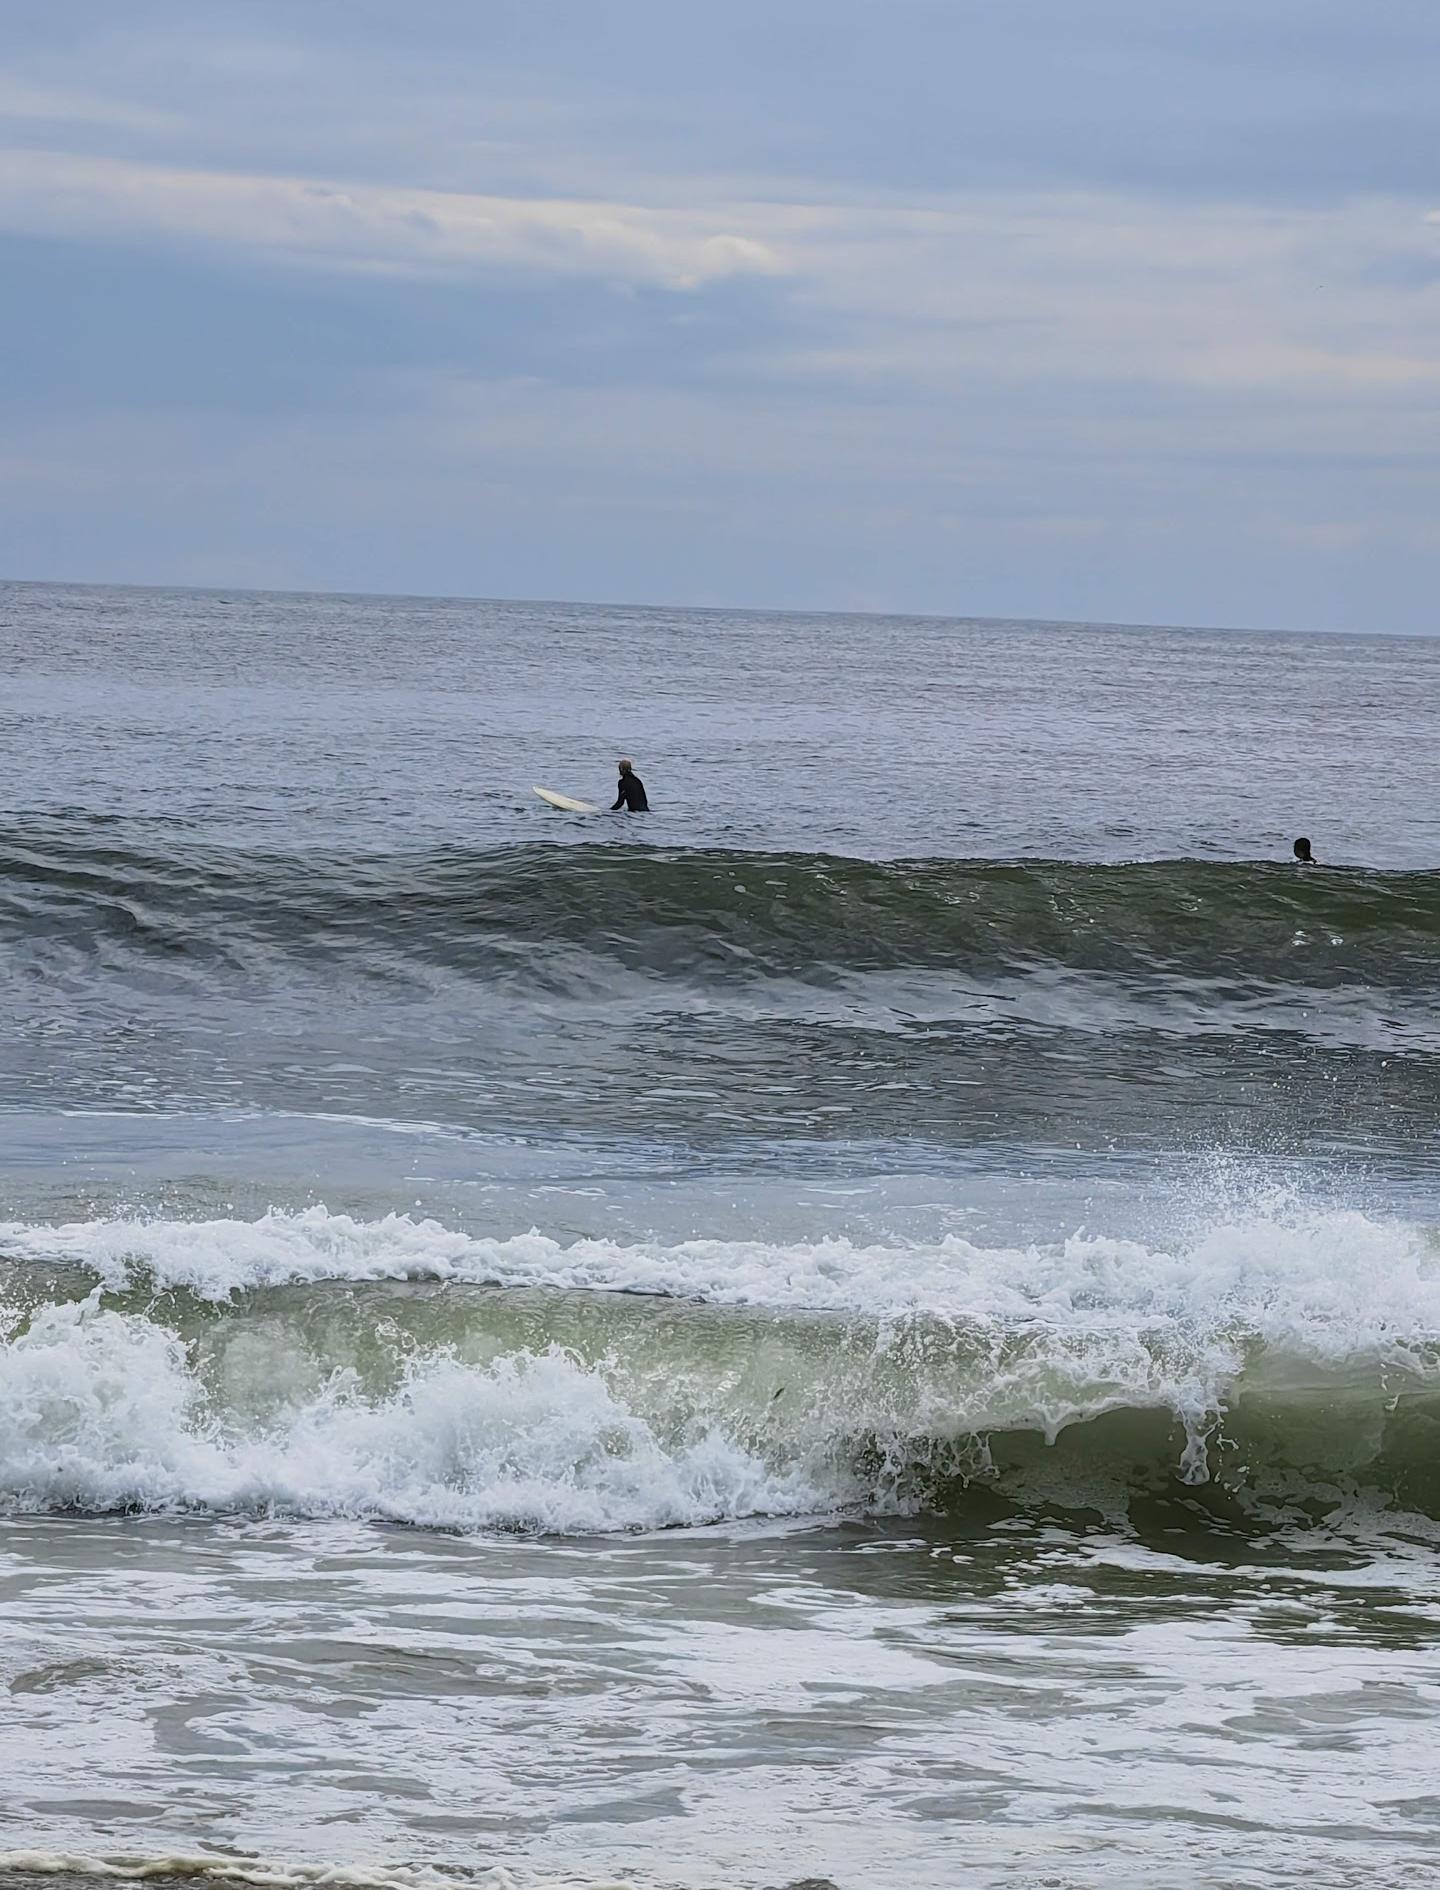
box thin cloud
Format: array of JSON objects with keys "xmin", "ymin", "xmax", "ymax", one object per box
[
  {"xmin": 768, "ymin": 191, "xmax": 1440, "ymax": 401},
  {"xmin": 0, "ymin": 148, "xmax": 790, "ymax": 290}
]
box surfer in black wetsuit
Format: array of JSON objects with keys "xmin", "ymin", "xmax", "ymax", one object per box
[
  {"xmin": 612, "ymin": 758, "xmax": 649, "ymax": 813},
  {"xmin": 1293, "ymin": 836, "xmax": 1315, "ymax": 864}
]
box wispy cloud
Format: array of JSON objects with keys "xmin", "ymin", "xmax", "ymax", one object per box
[
  {"xmin": 0, "ymin": 149, "xmax": 791, "ymax": 289},
  {"xmin": 8, "ymin": 138, "xmax": 1437, "ymax": 404},
  {"xmin": 767, "ymin": 191, "xmax": 1440, "ymax": 402}
]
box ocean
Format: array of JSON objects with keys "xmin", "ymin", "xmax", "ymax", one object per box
[{"xmin": 0, "ymin": 580, "xmax": 1437, "ymax": 1890}]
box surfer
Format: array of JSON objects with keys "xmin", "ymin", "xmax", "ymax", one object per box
[
  {"xmin": 1293, "ymin": 836, "xmax": 1316, "ymax": 864},
  {"xmin": 612, "ymin": 758, "xmax": 649, "ymax": 813}
]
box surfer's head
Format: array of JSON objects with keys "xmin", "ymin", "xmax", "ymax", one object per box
[
  {"xmin": 618, "ymin": 758, "xmax": 633, "ymax": 775},
  {"xmin": 1293, "ymin": 836, "xmax": 1313, "ymax": 863}
]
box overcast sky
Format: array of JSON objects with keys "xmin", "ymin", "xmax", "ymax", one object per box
[{"xmin": 3, "ymin": 1, "xmax": 1438, "ymax": 631}]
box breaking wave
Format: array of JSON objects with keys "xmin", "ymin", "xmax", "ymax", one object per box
[{"xmin": 2, "ymin": 1204, "xmax": 1438, "ymax": 1534}]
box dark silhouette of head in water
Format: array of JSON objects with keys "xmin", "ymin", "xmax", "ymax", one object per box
[{"xmin": 1293, "ymin": 836, "xmax": 1314, "ymax": 863}]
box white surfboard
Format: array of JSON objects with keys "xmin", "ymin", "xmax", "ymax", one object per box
[{"xmin": 534, "ymin": 786, "xmax": 601, "ymax": 814}]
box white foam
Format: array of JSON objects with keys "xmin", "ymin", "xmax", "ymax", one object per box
[
  {"xmin": 3, "ymin": 1202, "xmax": 1437, "ymax": 1361},
  {"xmin": 0, "ymin": 1300, "xmax": 827, "ymax": 1533}
]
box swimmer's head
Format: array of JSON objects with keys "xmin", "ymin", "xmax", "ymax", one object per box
[{"xmin": 1293, "ymin": 836, "xmax": 1313, "ymax": 862}]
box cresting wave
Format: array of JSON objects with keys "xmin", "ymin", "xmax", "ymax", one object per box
[
  {"xmin": 2, "ymin": 1205, "xmax": 1438, "ymax": 1534},
  {"xmin": 1, "ymin": 829, "xmax": 1436, "ymax": 992}
]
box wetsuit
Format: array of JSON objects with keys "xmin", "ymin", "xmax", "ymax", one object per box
[{"xmin": 612, "ymin": 772, "xmax": 649, "ymax": 812}]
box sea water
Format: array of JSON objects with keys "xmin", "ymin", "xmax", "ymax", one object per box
[{"xmin": 0, "ymin": 582, "xmax": 1438, "ymax": 1889}]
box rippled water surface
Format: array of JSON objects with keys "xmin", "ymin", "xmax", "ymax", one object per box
[{"xmin": 0, "ymin": 583, "xmax": 1437, "ymax": 1889}]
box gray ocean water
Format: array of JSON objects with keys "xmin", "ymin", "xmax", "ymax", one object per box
[{"xmin": 1, "ymin": 581, "xmax": 1438, "ymax": 1890}]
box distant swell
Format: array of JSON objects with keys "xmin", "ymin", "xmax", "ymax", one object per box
[
  {"xmin": 1, "ymin": 829, "xmax": 1436, "ymax": 996},
  {"xmin": 3, "ymin": 1205, "xmax": 1439, "ymax": 1534}
]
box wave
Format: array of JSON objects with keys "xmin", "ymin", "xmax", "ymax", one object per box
[
  {"xmin": 3, "ymin": 1205, "xmax": 1438, "ymax": 1534},
  {"xmin": 2, "ymin": 830, "xmax": 1435, "ymax": 996}
]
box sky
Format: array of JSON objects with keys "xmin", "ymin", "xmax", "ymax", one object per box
[{"xmin": 2, "ymin": 0, "xmax": 1438, "ymax": 632}]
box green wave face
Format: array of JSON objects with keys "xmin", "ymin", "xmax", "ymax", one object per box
[{"xmin": 2, "ymin": 833, "xmax": 1437, "ymax": 986}]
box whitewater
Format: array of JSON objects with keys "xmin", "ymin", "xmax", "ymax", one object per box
[{"xmin": 2, "ymin": 1201, "xmax": 1438, "ymax": 1533}]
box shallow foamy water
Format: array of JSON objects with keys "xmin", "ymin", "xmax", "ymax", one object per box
[{"xmin": 4, "ymin": 1509, "xmax": 1440, "ymax": 1890}]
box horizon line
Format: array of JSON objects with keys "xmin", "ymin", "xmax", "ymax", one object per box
[{"xmin": 1, "ymin": 571, "xmax": 1432, "ymax": 644}]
